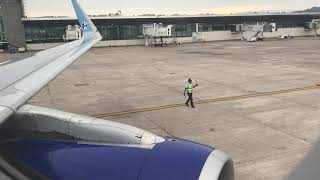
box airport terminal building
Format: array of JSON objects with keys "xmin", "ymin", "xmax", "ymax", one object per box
[{"xmin": 1, "ymin": 0, "xmax": 320, "ymax": 50}]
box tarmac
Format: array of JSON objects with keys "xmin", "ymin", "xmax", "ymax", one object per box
[{"xmin": 2, "ymin": 37, "xmax": 320, "ymax": 180}]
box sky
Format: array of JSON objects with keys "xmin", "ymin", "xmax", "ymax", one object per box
[{"xmin": 24, "ymin": 0, "xmax": 320, "ymax": 17}]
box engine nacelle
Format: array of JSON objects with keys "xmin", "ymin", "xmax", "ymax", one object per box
[
  {"xmin": 200, "ymin": 150, "xmax": 234, "ymax": 180},
  {"xmin": 2, "ymin": 105, "xmax": 164, "ymax": 145},
  {"xmin": 1, "ymin": 105, "xmax": 234, "ymax": 180}
]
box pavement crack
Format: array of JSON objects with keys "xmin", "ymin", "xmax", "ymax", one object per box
[
  {"xmin": 145, "ymin": 116, "xmax": 176, "ymax": 138},
  {"xmin": 46, "ymin": 85, "xmax": 54, "ymax": 105}
]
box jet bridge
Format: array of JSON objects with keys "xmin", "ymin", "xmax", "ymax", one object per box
[
  {"xmin": 143, "ymin": 23, "xmax": 178, "ymax": 47},
  {"xmin": 63, "ymin": 25, "xmax": 82, "ymax": 42},
  {"xmin": 231, "ymin": 23, "xmax": 277, "ymax": 42},
  {"xmin": 304, "ymin": 19, "xmax": 320, "ymax": 36}
]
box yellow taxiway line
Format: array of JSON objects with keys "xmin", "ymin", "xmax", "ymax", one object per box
[{"xmin": 94, "ymin": 84, "xmax": 320, "ymax": 118}]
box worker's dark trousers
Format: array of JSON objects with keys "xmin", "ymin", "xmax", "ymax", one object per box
[{"xmin": 186, "ymin": 92, "xmax": 194, "ymax": 107}]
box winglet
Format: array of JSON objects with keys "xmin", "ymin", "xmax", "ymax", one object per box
[{"xmin": 71, "ymin": 0, "xmax": 98, "ymax": 34}]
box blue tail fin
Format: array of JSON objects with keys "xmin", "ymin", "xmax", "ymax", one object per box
[{"xmin": 71, "ymin": 0, "xmax": 97, "ymax": 33}]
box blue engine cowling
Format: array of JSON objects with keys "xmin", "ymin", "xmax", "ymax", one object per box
[{"xmin": 2, "ymin": 138, "xmax": 234, "ymax": 180}]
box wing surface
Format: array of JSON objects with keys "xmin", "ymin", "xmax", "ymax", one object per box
[{"xmin": 0, "ymin": 0, "xmax": 102, "ymax": 124}]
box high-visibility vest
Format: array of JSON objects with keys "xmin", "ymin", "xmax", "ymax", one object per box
[{"xmin": 187, "ymin": 83, "xmax": 193, "ymax": 93}]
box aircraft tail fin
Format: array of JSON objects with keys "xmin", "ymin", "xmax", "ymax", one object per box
[{"xmin": 71, "ymin": 0, "xmax": 99, "ymax": 35}]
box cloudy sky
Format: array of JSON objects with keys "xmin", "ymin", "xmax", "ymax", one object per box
[{"xmin": 25, "ymin": 0, "xmax": 320, "ymax": 17}]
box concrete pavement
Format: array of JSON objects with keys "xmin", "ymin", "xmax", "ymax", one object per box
[{"xmin": 2, "ymin": 37, "xmax": 320, "ymax": 179}]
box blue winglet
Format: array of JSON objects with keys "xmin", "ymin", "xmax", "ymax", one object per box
[{"xmin": 71, "ymin": 0, "xmax": 97, "ymax": 33}]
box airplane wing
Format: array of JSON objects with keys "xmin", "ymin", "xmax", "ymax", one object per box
[{"xmin": 0, "ymin": 0, "xmax": 102, "ymax": 124}]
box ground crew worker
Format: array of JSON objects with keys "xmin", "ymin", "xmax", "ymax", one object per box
[{"xmin": 184, "ymin": 78, "xmax": 198, "ymax": 108}]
